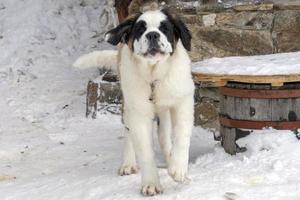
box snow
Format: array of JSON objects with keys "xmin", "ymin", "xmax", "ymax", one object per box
[
  {"xmin": 192, "ymin": 52, "xmax": 300, "ymax": 75},
  {"xmin": 0, "ymin": 0, "xmax": 300, "ymax": 199}
]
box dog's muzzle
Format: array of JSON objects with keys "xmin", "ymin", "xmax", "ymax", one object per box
[{"xmin": 144, "ymin": 32, "xmax": 165, "ymax": 58}]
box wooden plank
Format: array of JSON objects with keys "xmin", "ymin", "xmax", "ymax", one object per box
[
  {"xmin": 215, "ymin": 80, "xmax": 227, "ymax": 87},
  {"xmin": 271, "ymin": 82, "xmax": 284, "ymax": 87},
  {"xmin": 271, "ymin": 98, "xmax": 289, "ymax": 121},
  {"xmin": 219, "ymin": 94, "xmax": 226, "ymax": 115},
  {"xmin": 192, "ymin": 73, "xmax": 300, "ymax": 86},
  {"xmin": 295, "ymin": 98, "xmax": 300, "ymax": 121},
  {"xmin": 250, "ymin": 98, "xmax": 272, "ymax": 121},
  {"xmin": 234, "ymin": 97, "xmax": 251, "ymax": 120},
  {"xmin": 271, "ymin": 98, "xmax": 298, "ymax": 121},
  {"xmin": 225, "ymin": 96, "xmax": 235, "ymax": 119},
  {"xmin": 289, "ymin": 98, "xmax": 297, "ymax": 121}
]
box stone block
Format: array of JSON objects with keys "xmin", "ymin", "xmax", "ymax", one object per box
[
  {"xmin": 273, "ymin": 10, "xmax": 300, "ymax": 52},
  {"xmin": 233, "ymin": 3, "xmax": 274, "ymax": 12},
  {"xmin": 189, "ymin": 25, "xmax": 273, "ymax": 61},
  {"xmin": 216, "ymin": 12, "xmax": 274, "ymax": 30}
]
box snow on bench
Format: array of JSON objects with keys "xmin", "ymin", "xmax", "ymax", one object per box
[{"xmin": 192, "ymin": 51, "xmax": 300, "ymax": 76}]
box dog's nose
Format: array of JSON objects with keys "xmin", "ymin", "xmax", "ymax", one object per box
[{"xmin": 146, "ymin": 32, "xmax": 160, "ymax": 41}]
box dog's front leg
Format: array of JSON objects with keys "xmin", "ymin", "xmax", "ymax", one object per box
[
  {"xmin": 168, "ymin": 96, "xmax": 194, "ymax": 182},
  {"xmin": 119, "ymin": 129, "xmax": 138, "ymax": 176},
  {"xmin": 126, "ymin": 111, "xmax": 163, "ymax": 196}
]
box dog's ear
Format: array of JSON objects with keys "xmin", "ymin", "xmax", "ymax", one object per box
[
  {"xmin": 105, "ymin": 14, "xmax": 141, "ymax": 46},
  {"xmin": 173, "ymin": 17, "xmax": 192, "ymax": 51},
  {"xmin": 162, "ymin": 9, "xmax": 192, "ymax": 51}
]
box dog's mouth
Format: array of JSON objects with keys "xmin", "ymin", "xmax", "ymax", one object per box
[{"xmin": 143, "ymin": 48, "xmax": 166, "ymax": 59}]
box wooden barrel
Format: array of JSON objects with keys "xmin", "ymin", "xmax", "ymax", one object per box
[{"xmin": 220, "ymin": 82, "xmax": 300, "ymax": 155}]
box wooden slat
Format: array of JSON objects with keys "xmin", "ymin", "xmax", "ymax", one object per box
[{"xmin": 192, "ymin": 73, "xmax": 300, "ymax": 86}]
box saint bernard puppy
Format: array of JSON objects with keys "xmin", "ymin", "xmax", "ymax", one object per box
[{"xmin": 74, "ymin": 9, "xmax": 194, "ymax": 196}]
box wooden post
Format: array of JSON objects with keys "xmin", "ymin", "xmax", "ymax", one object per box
[
  {"xmin": 86, "ymin": 81, "xmax": 99, "ymax": 119},
  {"xmin": 115, "ymin": 0, "xmax": 132, "ymax": 22},
  {"xmin": 220, "ymin": 126, "xmax": 237, "ymax": 155}
]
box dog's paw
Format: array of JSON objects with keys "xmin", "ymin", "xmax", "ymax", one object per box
[
  {"xmin": 118, "ymin": 165, "xmax": 138, "ymax": 176},
  {"xmin": 141, "ymin": 184, "xmax": 163, "ymax": 196},
  {"xmin": 168, "ymin": 158, "xmax": 188, "ymax": 183}
]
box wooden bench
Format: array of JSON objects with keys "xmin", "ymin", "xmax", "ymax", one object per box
[{"xmin": 193, "ymin": 72, "xmax": 300, "ymax": 155}]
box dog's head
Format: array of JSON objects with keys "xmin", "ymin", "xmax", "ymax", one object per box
[{"xmin": 105, "ymin": 9, "xmax": 191, "ymax": 63}]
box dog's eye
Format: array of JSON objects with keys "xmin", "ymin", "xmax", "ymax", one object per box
[
  {"xmin": 159, "ymin": 22, "xmax": 169, "ymax": 34},
  {"xmin": 133, "ymin": 21, "xmax": 147, "ymax": 39},
  {"xmin": 138, "ymin": 26, "xmax": 146, "ymax": 35}
]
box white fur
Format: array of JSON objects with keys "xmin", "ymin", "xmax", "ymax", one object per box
[
  {"xmin": 121, "ymin": 40, "xmax": 194, "ymax": 195},
  {"xmin": 73, "ymin": 50, "xmax": 117, "ymax": 71}
]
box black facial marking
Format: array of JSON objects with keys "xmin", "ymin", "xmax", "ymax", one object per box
[
  {"xmin": 159, "ymin": 20, "xmax": 175, "ymax": 51},
  {"xmin": 161, "ymin": 9, "xmax": 192, "ymax": 51},
  {"xmin": 132, "ymin": 20, "xmax": 147, "ymax": 41}
]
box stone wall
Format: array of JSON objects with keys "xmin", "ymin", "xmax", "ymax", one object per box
[{"xmin": 177, "ymin": 2, "xmax": 300, "ymax": 61}]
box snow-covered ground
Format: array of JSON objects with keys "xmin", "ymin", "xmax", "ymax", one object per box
[
  {"xmin": 192, "ymin": 52, "xmax": 300, "ymax": 75},
  {"xmin": 0, "ymin": 0, "xmax": 300, "ymax": 199}
]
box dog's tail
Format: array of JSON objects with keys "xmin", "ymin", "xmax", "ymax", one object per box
[{"xmin": 73, "ymin": 50, "xmax": 118, "ymax": 71}]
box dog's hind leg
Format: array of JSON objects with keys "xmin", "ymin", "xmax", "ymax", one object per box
[
  {"xmin": 157, "ymin": 109, "xmax": 172, "ymax": 165},
  {"xmin": 118, "ymin": 129, "xmax": 139, "ymax": 176}
]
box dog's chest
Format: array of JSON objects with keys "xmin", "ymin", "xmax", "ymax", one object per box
[
  {"xmin": 152, "ymin": 73, "xmax": 193, "ymax": 106},
  {"xmin": 152, "ymin": 81, "xmax": 176, "ymax": 106},
  {"xmin": 139, "ymin": 60, "xmax": 194, "ymax": 107}
]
